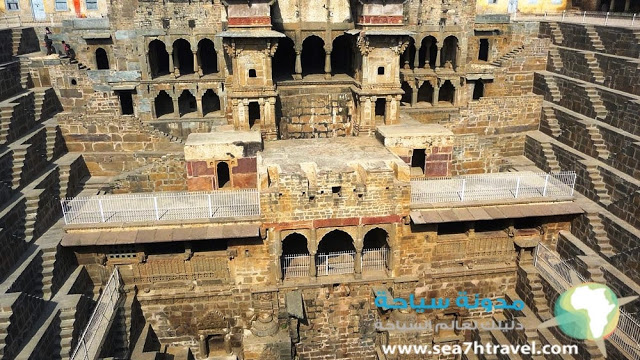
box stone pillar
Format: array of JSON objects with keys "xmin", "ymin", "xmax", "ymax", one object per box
[
  {"xmin": 404, "ymin": 48, "xmax": 411, "ymax": 69},
  {"xmin": 196, "ymin": 95, "xmax": 203, "ymax": 117},
  {"xmin": 384, "ymin": 97, "xmax": 392, "ymax": 125},
  {"xmin": 411, "ymin": 84, "xmax": 418, "ymax": 106},
  {"xmin": 309, "ymin": 251, "xmax": 317, "ymax": 277},
  {"xmin": 309, "ymin": 228, "xmax": 317, "ymax": 278},
  {"xmin": 199, "ymin": 335, "xmax": 208, "ymax": 358},
  {"xmin": 435, "ymin": 46, "xmax": 442, "ymax": 68},
  {"xmin": 294, "ymin": 51, "xmax": 302, "ymax": 79},
  {"xmin": 424, "ymin": 41, "xmax": 431, "ymax": 68},
  {"xmin": 242, "ymin": 101, "xmax": 250, "ymax": 130},
  {"xmin": 388, "ymin": 224, "xmax": 397, "ymax": 275},
  {"xmin": 145, "ymin": 52, "xmax": 151, "ymax": 80},
  {"xmin": 433, "ymin": 85, "xmax": 439, "ymax": 106},
  {"xmin": 264, "ymin": 98, "xmax": 277, "ymax": 140},
  {"xmin": 167, "ymin": 46, "xmax": 175, "ymax": 75},
  {"xmin": 173, "ymin": 95, "xmax": 180, "ymax": 117},
  {"xmin": 452, "ymin": 85, "xmax": 458, "ymax": 106},
  {"xmin": 625, "ymin": 0, "xmax": 631, "ymax": 11},
  {"xmin": 259, "ymin": 98, "xmax": 266, "ymax": 127},
  {"xmin": 414, "ymin": 46, "xmax": 420, "ymax": 69},
  {"xmin": 194, "ymin": 51, "xmax": 201, "ymax": 76},
  {"xmin": 354, "ymin": 227, "xmax": 363, "ymax": 278},
  {"xmin": 324, "ymin": 51, "xmax": 332, "ymax": 79}
]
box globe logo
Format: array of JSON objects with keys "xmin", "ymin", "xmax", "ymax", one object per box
[{"xmin": 553, "ymin": 283, "xmax": 619, "ymax": 341}]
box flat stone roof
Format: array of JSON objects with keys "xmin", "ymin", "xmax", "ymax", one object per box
[
  {"xmin": 185, "ymin": 131, "xmax": 262, "ymax": 146},
  {"xmin": 261, "ymin": 137, "xmax": 403, "ymax": 174},
  {"xmin": 377, "ymin": 123, "xmax": 454, "ymax": 138}
]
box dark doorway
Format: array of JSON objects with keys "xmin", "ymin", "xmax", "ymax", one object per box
[
  {"xmin": 154, "ymin": 91, "xmax": 174, "ymax": 118},
  {"xmin": 216, "ymin": 162, "xmax": 230, "ymax": 188},
  {"xmin": 248, "ymin": 102, "xmax": 260, "ymax": 128},
  {"xmin": 95, "ymin": 47, "xmax": 109, "ymax": 69},
  {"xmin": 178, "ymin": 90, "xmax": 197, "ymax": 116},
  {"xmin": 417, "ymin": 82, "xmax": 434, "ymax": 104},
  {"xmin": 441, "ymin": 36, "xmax": 459, "ymax": 69},
  {"xmin": 173, "ymin": 39, "xmax": 194, "ymax": 75},
  {"xmin": 411, "ymin": 149, "xmax": 426, "ymax": 174},
  {"xmin": 363, "ymin": 228, "xmax": 389, "ymax": 250},
  {"xmin": 478, "ymin": 39, "xmax": 489, "ymax": 61},
  {"xmin": 282, "ymin": 233, "xmax": 309, "ymax": 255},
  {"xmin": 118, "ymin": 91, "xmax": 134, "ymax": 115},
  {"xmin": 318, "ymin": 230, "xmax": 355, "ymax": 253},
  {"xmin": 375, "ymin": 98, "xmax": 386, "ymax": 120},
  {"xmin": 472, "ymin": 80, "xmax": 484, "ymax": 100},
  {"xmin": 439, "ymin": 80, "xmax": 455, "ymax": 105},
  {"xmin": 301, "ymin": 36, "xmax": 325, "ymax": 76},
  {"xmin": 401, "ymin": 82, "xmax": 412, "ymax": 105},
  {"xmin": 202, "ymin": 89, "xmax": 221, "ymax": 116},
  {"xmin": 420, "ymin": 36, "xmax": 438, "ymax": 69},
  {"xmin": 401, "ymin": 39, "xmax": 416, "ymax": 69},
  {"xmin": 149, "ymin": 40, "xmax": 169, "ymax": 78},
  {"xmin": 273, "ymin": 37, "xmax": 296, "ymax": 80},
  {"xmin": 331, "ymin": 35, "xmax": 353, "ymax": 76},
  {"xmin": 198, "ymin": 38, "xmax": 218, "ymax": 75}
]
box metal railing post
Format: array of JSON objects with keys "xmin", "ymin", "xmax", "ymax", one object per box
[
  {"xmin": 515, "ymin": 177, "xmax": 521, "ymax": 198},
  {"xmin": 460, "ymin": 179, "xmax": 466, "ymax": 201},
  {"xmin": 605, "ymin": 12, "xmax": 610, "ymax": 25},
  {"xmin": 571, "ymin": 173, "xmax": 576, "ymax": 196},
  {"xmin": 98, "ymin": 199, "xmax": 105, "ymax": 223},
  {"xmin": 208, "ymin": 194, "xmax": 213, "ymax": 217},
  {"xmin": 633, "ymin": 13, "xmax": 636, "ymax": 26},
  {"xmin": 153, "ymin": 197, "xmax": 160, "ymax": 220},
  {"xmin": 542, "ymin": 174, "xmax": 550, "ymax": 196},
  {"xmin": 562, "ymin": 10, "xmax": 566, "ymax": 21},
  {"xmin": 582, "ymin": 11, "xmax": 586, "ymax": 23}
]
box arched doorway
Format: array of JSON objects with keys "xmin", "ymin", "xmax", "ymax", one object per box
[
  {"xmin": 198, "ymin": 38, "xmax": 218, "ymax": 75},
  {"xmin": 316, "ymin": 230, "xmax": 355, "ymax": 276},
  {"xmin": 148, "ymin": 40, "xmax": 169, "ymax": 78},
  {"xmin": 478, "ymin": 39, "xmax": 489, "ymax": 61},
  {"xmin": 95, "ymin": 47, "xmax": 109, "ymax": 69},
  {"xmin": 438, "ymin": 80, "xmax": 455, "ymax": 105},
  {"xmin": 216, "ymin": 162, "xmax": 230, "ymax": 189},
  {"xmin": 472, "ymin": 80, "xmax": 484, "ymax": 100},
  {"xmin": 362, "ymin": 228, "xmax": 390, "ymax": 272},
  {"xmin": 301, "ymin": 36, "xmax": 325, "ymax": 76},
  {"xmin": 281, "ymin": 233, "xmax": 310, "ymax": 279},
  {"xmin": 417, "ymin": 81, "xmax": 434, "ymax": 104},
  {"xmin": 401, "ymin": 82, "xmax": 412, "ymax": 105},
  {"xmin": 154, "ymin": 91, "xmax": 173, "ymax": 118},
  {"xmin": 331, "ymin": 35, "xmax": 353, "ymax": 76},
  {"xmin": 173, "ymin": 39, "xmax": 194, "ymax": 76},
  {"xmin": 202, "ymin": 89, "xmax": 221, "ymax": 116},
  {"xmin": 420, "ymin": 36, "xmax": 438, "ymax": 69},
  {"xmin": 375, "ymin": 98, "xmax": 386, "ymax": 121},
  {"xmin": 272, "ymin": 37, "xmax": 295, "ymax": 80},
  {"xmin": 441, "ymin": 36, "xmax": 459, "ymax": 69},
  {"xmin": 248, "ymin": 102, "xmax": 260, "ymax": 129},
  {"xmin": 178, "ymin": 90, "xmax": 197, "ymax": 116},
  {"xmin": 401, "ymin": 38, "xmax": 416, "ymax": 69}
]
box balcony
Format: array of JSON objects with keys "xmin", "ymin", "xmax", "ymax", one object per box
[
  {"xmin": 61, "ymin": 189, "xmax": 260, "ymax": 225},
  {"xmin": 411, "ymin": 171, "xmax": 577, "ymax": 205}
]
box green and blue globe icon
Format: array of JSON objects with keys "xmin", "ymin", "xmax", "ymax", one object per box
[{"xmin": 553, "ymin": 283, "xmax": 619, "ymax": 341}]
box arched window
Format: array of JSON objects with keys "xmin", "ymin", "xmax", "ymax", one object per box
[
  {"xmin": 173, "ymin": 39, "xmax": 194, "ymax": 76},
  {"xmin": 148, "ymin": 40, "xmax": 169, "ymax": 78},
  {"xmin": 316, "ymin": 230, "xmax": 355, "ymax": 276},
  {"xmin": 281, "ymin": 233, "xmax": 310, "ymax": 279},
  {"xmin": 95, "ymin": 47, "xmax": 109, "ymax": 69},
  {"xmin": 154, "ymin": 91, "xmax": 173, "ymax": 118},
  {"xmin": 272, "ymin": 37, "xmax": 295, "ymax": 80},
  {"xmin": 438, "ymin": 80, "xmax": 455, "ymax": 105},
  {"xmin": 178, "ymin": 90, "xmax": 197, "ymax": 117},
  {"xmin": 202, "ymin": 89, "xmax": 221, "ymax": 116},
  {"xmin": 441, "ymin": 36, "xmax": 459, "ymax": 69},
  {"xmin": 420, "ymin": 36, "xmax": 438, "ymax": 69},
  {"xmin": 417, "ymin": 82, "xmax": 434, "ymax": 104},
  {"xmin": 362, "ymin": 228, "xmax": 390, "ymax": 272},
  {"xmin": 301, "ymin": 36, "xmax": 325, "ymax": 76},
  {"xmin": 197, "ymin": 38, "xmax": 218, "ymax": 75},
  {"xmin": 401, "ymin": 38, "xmax": 416, "ymax": 69},
  {"xmin": 331, "ymin": 35, "xmax": 354, "ymax": 76}
]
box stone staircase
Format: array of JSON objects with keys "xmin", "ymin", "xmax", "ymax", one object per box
[
  {"xmin": 10, "ymin": 30, "xmax": 21, "ymax": 57},
  {"xmin": 490, "ymin": 45, "xmax": 525, "ymax": 67},
  {"xmin": 543, "ymin": 74, "xmax": 562, "ymax": 103},
  {"xmin": 583, "ymin": 86, "xmax": 607, "ymax": 120},
  {"xmin": 548, "ymin": 47, "xmax": 563, "ymax": 72},
  {"xmin": 10, "ymin": 146, "xmax": 26, "ymax": 190},
  {"xmin": 44, "ymin": 121, "xmax": 59, "ymax": 161},
  {"xmin": 583, "ymin": 161, "xmax": 613, "ymax": 207},
  {"xmin": 582, "ymin": 52, "xmax": 605, "ymax": 84},
  {"xmin": 541, "ymin": 105, "xmax": 561, "ymax": 138},
  {"xmin": 585, "ymin": 213, "xmax": 615, "ymax": 257},
  {"xmin": 525, "ymin": 269, "xmax": 552, "ymax": 320},
  {"xmin": 549, "ymin": 23, "xmax": 564, "ymax": 44},
  {"xmin": 585, "ymin": 25, "xmax": 606, "ymax": 52},
  {"xmin": 586, "ymin": 124, "xmax": 610, "ymax": 160},
  {"xmin": 541, "ymin": 142, "xmax": 561, "ymax": 173},
  {"xmin": 140, "ymin": 119, "xmax": 185, "ymax": 144},
  {"xmin": 40, "ymin": 245, "xmax": 58, "ymax": 300}
]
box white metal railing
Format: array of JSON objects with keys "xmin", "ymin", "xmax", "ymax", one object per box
[
  {"xmin": 534, "ymin": 243, "xmax": 640, "ymax": 359},
  {"xmin": 282, "ymin": 254, "xmax": 310, "ymax": 279},
  {"xmin": 411, "ymin": 171, "xmax": 576, "ymax": 204},
  {"xmin": 362, "ymin": 247, "xmax": 389, "ymax": 272},
  {"xmin": 316, "ymin": 251, "xmax": 355, "ymax": 276},
  {"xmin": 61, "ymin": 189, "xmax": 260, "ymax": 225},
  {"xmin": 513, "ymin": 11, "xmax": 640, "ymax": 27},
  {"xmin": 70, "ymin": 267, "xmax": 122, "ymax": 360}
]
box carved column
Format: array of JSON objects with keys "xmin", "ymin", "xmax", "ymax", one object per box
[
  {"xmin": 173, "ymin": 49, "xmax": 180, "ymax": 77},
  {"xmin": 404, "ymin": 48, "xmax": 411, "ymax": 69},
  {"xmin": 424, "ymin": 40, "xmax": 431, "ymax": 68},
  {"xmin": 167, "ymin": 46, "xmax": 175, "ymax": 75},
  {"xmin": 384, "ymin": 97, "xmax": 391, "ymax": 124},
  {"xmin": 354, "ymin": 226, "xmax": 364, "ymax": 277},
  {"xmin": 173, "ymin": 94, "xmax": 180, "ymax": 117},
  {"xmin": 199, "ymin": 335, "xmax": 208, "ymax": 358},
  {"xmin": 435, "ymin": 45, "xmax": 442, "ymax": 68},
  {"xmin": 324, "ymin": 51, "xmax": 332, "ymax": 79},
  {"xmin": 273, "ymin": 229, "xmax": 282, "ymax": 283},
  {"xmin": 411, "ymin": 83, "xmax": 418, "ymax": 106},
  {"xmin": 196, "ymin": 93, "xmax": 203, "ymax": 117},
  {"xmin": 294, "ymin": 51, "xmax": 302, "ymax": 79},
  {"xmin": 414, "ymin": 45, "xmax": 420, "ymax": 69},
  {"xmin": 194, "ymin": 50, "xmax": 201, "ymax": 76},
  {"xmin": 309, "ymin": 228, "xmax": 318, "ymax": 278},
  {"xmin": 433, "ymin": 83, "xmax": 439, "ymax": 107}
]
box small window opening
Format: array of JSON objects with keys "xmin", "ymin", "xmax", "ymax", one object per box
[
  {"xmin": 249, "ymin": 69, "xmax": 257, "ymax": 78},
  {"xmin": 378, "ymin": 66, "xmax": 385, "ymax": 75},
  {"xmin": 332, "ymin": 186, "xmax": 342, "ymax": 196},
  {"xmin": 411, "ymin": 149, "xmax": 426, "ymax": 175},
  {"xmin": 216, "ymin": 162, "xmax": 231, "ymax": 189},
  {"xmin": 478, "ymin": 39, "xmax": 489, "ymax": 61},
  {"xmin": 118, "ymin": 91, "xmax": 134, "ymax": 115}
]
